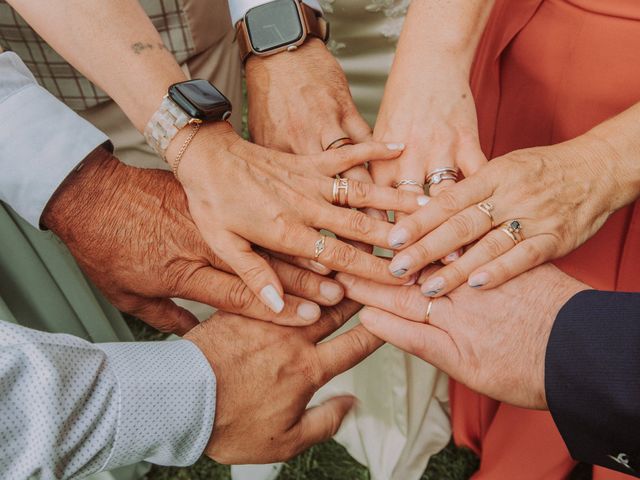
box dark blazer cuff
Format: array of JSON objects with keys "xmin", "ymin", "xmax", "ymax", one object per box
[{"xmin": 545, "ymin": 290, "xmax": 640, "ymax": 476}]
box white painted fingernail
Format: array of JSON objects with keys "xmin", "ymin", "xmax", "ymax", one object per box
[
  {"xmin": 320, "ymin": 282, "xmax": 344, "ymax": 302},
  {"xmin": 297, "ymin": 302, "xmax": 321, "ymax": 322},
  {"xmin": 260, "ymin": 285, "xmax": 285, "ymax": 313},
  {"xmin": 445, "ymin": 251, "xmax": 460, "ymax": 262},
  {"xmin": 386, "ymin": 143, "xmax": 405, "ymax": 151},
  {"xmin": 417, "ymin": 195, "xmax": 430, "ymax": 206},
  {"xmin": 388, "ymin": 228, "xmax": 410, "ymax": 249},
  {"xmin": 469, "ymin": 272, "xmax": 490, "ymax": 288}
]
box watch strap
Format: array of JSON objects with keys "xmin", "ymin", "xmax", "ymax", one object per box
[
  {"xmin": 236, "ymin": 2, "xmax": 329, "ymax": 63},
  {"xmin": 143, "ymin": 95, "xmax": 193, "ymax": 158}
]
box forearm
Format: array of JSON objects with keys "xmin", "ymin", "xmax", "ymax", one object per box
[
  {"xmin": 392, "ymin": 0, "xmax": 495, "ymax": 80},
  {"xmin": 7, "ymin": 0, "xmax": 187, "ymax": 131},
  {"xmin": 0, "ymin": 320, "xmax": 215, "ymax": 478}
]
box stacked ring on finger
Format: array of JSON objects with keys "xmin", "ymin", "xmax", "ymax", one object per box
[
  {"xmin": 476, "ymin": 201, "xmax": 496, "ymax": 227},
  {"xmin": 426, "ymin": 167, "xmax": 459, "ymax": 187},
  {"xmin": 332, "ymin": 176, "xmax": 350, "ymax": 207},
  {"xmin": 393, "ymin": 179, "xmax": 425, "ymax": 190},
  {"xmin": 425, "ymin": 298, "xmax": 435, "ymax": 323},
  {"xmin": 324, "ymin": 137, "xmax": 354, "ymax": 151},
  {"xmin": 499, "ymin": 220, "xmax": 524, "ymax": 245}
]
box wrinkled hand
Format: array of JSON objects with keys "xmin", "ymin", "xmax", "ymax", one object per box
[
  {"xmin": 246, "ymin": 38, "xmax": 372, "ymax": 153},
  {"xmin": 386, "ymin": 137, "xmax": 623, "ymax": 296},
  {"xmin": 42, "ymin": 148, "xmax": 350, "ymax": 333},
  {"xmin": 172, "ymin": 122, "xmax": 425, "ymax": 315},
  {"xmin": 337, "ymin": 265, "xmax": 588, "ymax": 409},
  {"xmin": 186, "ymin": 299, "xmax": 382, "ymax": 464}
]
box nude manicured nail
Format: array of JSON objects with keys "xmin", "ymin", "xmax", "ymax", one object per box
[
  {"xmin": 389, "ymin": 256, "xmax": 412, "ymax": 276},
  {"xmin": 260, "ymin": 285, "xmax": 285, "ymax": 313},
  {"xmin": 310, "ymin": 260, "xmax": 330, "ymax": 274},
  {"xmin": 422, "ymin": 277, "xmax": 445, "ymax": 296},
  {"xmin": 297, "ymin": 302, "xmax": 321, "ymax": 322},
  {"xmin": 445, "ymin": 251, "xmax": 460, "ymax": 263},
  {"xmin": 388, "ymin": 228, "xmax": 410, "ymax": 249},
  {"xmin": 320, "ymin": 282, "xmax": 344, "ymax": 302},
  {"xmin": 417, "ymin": 196, "xmax": 430, "ymax": 206},
  {"xmin": 386, "ymin": 143, "xmax": 405, "ymax": 151},
  {"xmin": 469, "ymin": 272, "xmax": 490, "ymax": 288}
]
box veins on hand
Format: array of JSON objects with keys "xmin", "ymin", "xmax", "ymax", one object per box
[{"xmin": 131, "ymin": 42, "xmax": 169, "ymax": 54}]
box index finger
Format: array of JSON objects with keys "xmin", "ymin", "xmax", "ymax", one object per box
[{"xmin": 388, "ymin": 174, "xmax": 493, "ymax": 249}]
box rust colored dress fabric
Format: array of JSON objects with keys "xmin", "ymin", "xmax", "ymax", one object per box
[{"xmin": 451, "ymin": 0, "xmax": 640, "ymax": 478}]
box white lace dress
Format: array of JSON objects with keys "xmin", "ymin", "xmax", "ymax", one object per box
[{"xmin": 310, "ymin": 2, "xmax": 452, "ymax": 479}]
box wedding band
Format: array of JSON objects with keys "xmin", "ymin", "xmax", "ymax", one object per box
[
  {"xmin": 324, "ymin": 137, "xmax": 354, "ymax": 151},
  {"xmin": 393, "ymin": 179, "xmax": 425, "ymax": 190},
  {"xmin": 499, "ymin": 220, "xmax": 523, "ymax": 245},
  {"xmin": 332, "ymin": 177, "xmax": 350, "ymax": 207},
  {"xmin": 425, "ymin": 299, "xmax": 435, "ymax": 323},
  {"xmin": 476, "ymin": 202, "xmax": 495, "ymax": 227},
  {"xmin": 426, "ymin": 167, "xmax": 459, "ymax": 187},
  {"xmin": 314, "ymin": 234, "xmax": 327, "ymax": 259}
]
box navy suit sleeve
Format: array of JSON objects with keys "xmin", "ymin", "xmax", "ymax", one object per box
[{"xmin": 545, "ymin": 290, "xmax": 640, "ymax": 476}]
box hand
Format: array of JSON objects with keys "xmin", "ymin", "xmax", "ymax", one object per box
[
  {"xmin": 172, "ymin": 122, "xmax": 426, "ymax": 315},
  {"xmin": 385, "ymin": 137, "xmax": 625, "ymax": 296},
  {"xmin": 337, "ymin": 265, "xmax": 588, "ymax": 409},
  {"xmin": 42, "ymin": 148, "xmax": 350, "ymax": 333},
  {"xmin": 186, "ymin": 300, "xmax": 382, "ymax": 464},
  {"xmin": 246, "ymin": 38, "xmax": 372, "ymax": 153}
]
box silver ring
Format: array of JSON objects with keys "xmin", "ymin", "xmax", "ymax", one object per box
[
  {"xmin": 426, "ymin": 167, "xmax": 459, "ymax": 187},
  {"xmin": 314, "ymin": 234, "xmax": 327, "ymax": 259},
  {"xmin": 393, "ymin": 179, "xmax": 425, "ymax": 189}
]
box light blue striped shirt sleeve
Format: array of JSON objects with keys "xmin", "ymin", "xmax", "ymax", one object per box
[
  {"xmin": 0, "ymin": 51, "xmax": 109, "ymax": 228},
  {"xmin": 0, "ymin": 320, "xmax": 216, "ymax": 479},
  {"xmin": 228, "ymin": 0, "xmax": 322, "ymax": 25}
]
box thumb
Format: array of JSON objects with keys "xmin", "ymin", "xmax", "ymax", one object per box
[
  {"xmin": 124, "ymin": 296, "xmax": 199, "ymax": 336},
  {"xmin": 290, "ymin": 396, "xmax": 356, "ymax": 454},
  {"xmin": 457, "ymin": 141, "xmax": 488, "ymax": 176}
]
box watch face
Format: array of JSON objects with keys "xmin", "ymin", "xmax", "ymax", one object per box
[
  {"xmin": 245, "ymin": 0, "xmax": 303, "ymax": 53},
  {"xmin": 169, "ymin": 80, "xmax": 232, "ymax": 121}
]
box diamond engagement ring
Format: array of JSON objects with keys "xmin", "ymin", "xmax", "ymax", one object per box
[
  {"xmin": 314, "ymin": 234, "xmax": 327, "ymax": 259},
  {"xmin": 426, "ymin": 167, "xmax": 459, "ymax": 187}
]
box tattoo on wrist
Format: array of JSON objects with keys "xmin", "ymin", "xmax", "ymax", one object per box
[{"xmin": 131, "ymin": 42, "xmax": 169, "ymax": 55}]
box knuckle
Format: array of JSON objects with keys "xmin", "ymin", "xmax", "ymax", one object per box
[
  {"xmin": 443, "ymin": 262, "xmax": 468, "ymax": 285},
  {"xmin": 347, "ymin": 211, "xmax": 374, "ymax": 236},
  {"xmin": 447, "ymin": 214, "xmax": 475, "ymax": 240},
  {"xmin": 288, "ymin": 267, "xmax": 315, "ymax": 294},
  {"xmin": 434, "ymin": 189, "xmax": 461, "ymax": 215},
  {"xmin": 327, "ymin": 243, "xmax": 359, "ymax": 267},
  {"xmin": 482, "ymin": 234, "xmax": 506, "ymax": 259},
  {"xmin": 223, "ymin": 281, "xmax": 254, "ymax": 312},
  {"xmin": 351, "ymin": 180, "xmax": 370, "ymax": 199},
  {"xmin": 519, "ymin": 240, "xmax": 546, "ymax": 265},
  {"xmin": 392, "ymin": 290, "xmax": 418, "ymax": 314},
  {"xmin": 410, "ymin": 241, "xmax": 433, "ymax": 263}
]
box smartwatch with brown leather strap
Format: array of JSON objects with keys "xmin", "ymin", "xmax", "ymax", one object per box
[{"xmin": 236, "ymin": 0, "xmax": 329, "ymax": 63}]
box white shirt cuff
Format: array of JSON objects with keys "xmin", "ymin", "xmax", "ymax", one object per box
[
  {"xmin": 98, "ymin": 340, "xmax": 216, "ymax": 470},
  {"xmin": 228, "ymin": 0, "xmax": 322, "ymax": 25},
  {"xmin": 0, "ymin": 52, "xmax": 108, "ymax": 228}
]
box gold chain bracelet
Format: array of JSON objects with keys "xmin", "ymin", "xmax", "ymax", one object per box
[{"xmin": 170, "ymin": 121, "xmax": 202, "ymax": 180}]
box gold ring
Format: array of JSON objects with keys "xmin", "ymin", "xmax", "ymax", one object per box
[
  {"xmin": 314, "ymin": 234, "xmax": 327, "ymax": 259},
  {"xmin": 425, "ymin": 299, "xmax": 435, "ymax": 323},
  {"xmin": 324, "ymin": 137, "xmax": 354, "ymax": 151},
  {"xmin": 393, "ymin": 179, "xmax": 425, "ymax": 190},
  {"xmin": 476, "ymin": 202, "xmax": 495, "ymax": 227},
  {"xmin": 499, "ymin": 220, "xmax": 523, "ymax": 245},
  {"xmin": 332, "ymin": 177, "xmax": 350, "ymax": 207}
]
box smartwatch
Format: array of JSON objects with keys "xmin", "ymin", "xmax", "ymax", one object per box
[
  {"xmin": 236, "ymin": 0, "xmax": 329, "ymax": 63},
  {"xmin": 144, "ymin": 79, "xmax": 232, "ymax": 157}
]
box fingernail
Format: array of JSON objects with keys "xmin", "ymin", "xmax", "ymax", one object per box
[
  {"xmin": 260, "ymin": 285, "xmax": 285, "ymax": 314},
  {"xmin": 297, "ymin": 302, "xmax": 321, "ymax": 322},
  {"xmin": 386, "ymin": 143, "xmax": 405, "ymax": 151},
  {"xmin": 389, "ymin": 256, "xmax": 412, "ymax": 276},
  {"xmin": 320, "ymin": 282, "xmax": 344, "ymax": 302},
  {"xmin": 469, "ymin": 272, "xmax": 490, "ymax": 288},
  {"xmin": 403, "ymin": 274, "xmax": 417, "ymax": 286},
  {"xmin": 310, "ymin": 260, "xmax": 329, "ymax": 274},
  {"xmin": 445, "ymin": 251, "xmax": 460, "ymax": 263},
  {"xmin": 417, "ymin": 195, "xmax": 430, "ymax": 206},
  {"xmin": 388, "ymin": 228, "xmax": 410, "ymax": 249},
  {"xmin": 422, "ymin": 277, "xmax": 445, "ymax": 296}
]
